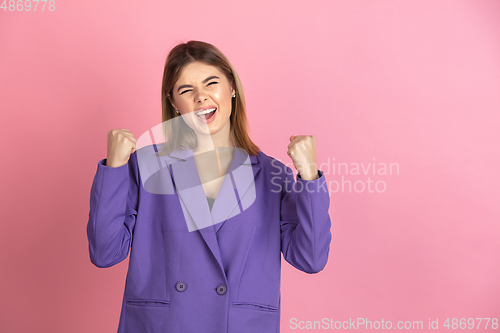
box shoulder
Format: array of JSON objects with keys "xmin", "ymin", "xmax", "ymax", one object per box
[{"xmin": 255, "ymin": 150, "xmax": 292, "ymax": 175}]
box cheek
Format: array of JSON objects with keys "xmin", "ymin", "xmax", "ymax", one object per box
[
  {"xmin": 212, "ymin": 92, "xmax": 221, "ymax": 101},
  {"xmin": 217, "ymin": 94, "xmax": 232, "ymax": 108},
  {"xmin": 214, "ymin": 85, "xmax": 231, "ymax": 102},
  {"xmin": 179, "ymin": 99, "xmax": 193, "ymax": 110}
]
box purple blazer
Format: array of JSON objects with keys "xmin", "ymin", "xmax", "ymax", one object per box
[{"xmin": 87, "ymin": 145, "xmax": 332, "ymax": 333}]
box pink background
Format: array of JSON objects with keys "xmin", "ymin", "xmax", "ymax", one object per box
[{"xmin": 1, "ymin": 0, "xmax": 499, "ymax": 332}]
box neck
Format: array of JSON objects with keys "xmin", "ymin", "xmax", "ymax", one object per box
[{"xmin": 193, "ymin": 122, "xmax": 234, "ymax": 155}]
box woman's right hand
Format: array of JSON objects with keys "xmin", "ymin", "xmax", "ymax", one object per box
[{"xmin": 106, "ymin": 129, "xmax": 137, "ymax": 168}]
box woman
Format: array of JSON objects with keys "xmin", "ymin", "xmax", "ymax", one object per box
[{"xmin": 87, "ymin": 40, "xmax": 332, "ymax": 333}]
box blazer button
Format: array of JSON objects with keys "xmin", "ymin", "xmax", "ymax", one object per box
[
  {"xmin": 216, "ymin": 284, "xmax": 227, "ymax": 295},
  {"xmin": 175, "ymin": 281, "xmax": 187, "ymax": 292}
]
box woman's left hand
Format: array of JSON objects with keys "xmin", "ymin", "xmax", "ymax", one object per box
[{"xmin": 287, "ymin": 135, "xmax": 319, "ymax": 180}]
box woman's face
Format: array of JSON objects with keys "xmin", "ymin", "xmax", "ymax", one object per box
[{"xmin": 169, "ymin": 61, "xmax": 235, "ymax": 138}]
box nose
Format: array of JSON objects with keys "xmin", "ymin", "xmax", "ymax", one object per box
[{"xmin": 194, "ymin": 87, "xmax": 208, "ymax": 103}]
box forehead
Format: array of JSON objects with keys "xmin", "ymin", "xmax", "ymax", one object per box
[{"xmin": 176, "ymin": 61, "xmax": 224, "ymax": 84}]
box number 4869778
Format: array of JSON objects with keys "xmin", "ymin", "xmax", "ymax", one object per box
[
  {"xmin": 443, "ymin": 318, "xmax": 498, "ymax": 330},
  {"xmin": 1, "ymin": 0, "xmax": 56, "ymax": 11}
]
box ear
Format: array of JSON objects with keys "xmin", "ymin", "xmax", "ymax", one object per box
[{"xmin": 167, "ymin": 94, "xmax": 177, "ymax": 110}]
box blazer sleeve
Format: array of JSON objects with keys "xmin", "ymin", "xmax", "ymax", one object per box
[
  {"xmin": 86, "ymin": 151, "xmax": 140, "ymax": 268},
  {"xmin": 280, "ymin": 165, "xmax": 332, "ymax": 274}
]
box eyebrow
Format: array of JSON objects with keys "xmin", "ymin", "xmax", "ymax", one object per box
[{"xmin": 177, "ymin": 76, "xmax": 220, "ymax": 92}]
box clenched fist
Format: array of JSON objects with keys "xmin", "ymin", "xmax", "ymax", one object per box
[
  {"xmin": 287, "ymin": 135, "xmax": 319, "ymax": 180},
  {"xmin": 106, "ymin": 129, "xmax": 137, "ymax": 168}
]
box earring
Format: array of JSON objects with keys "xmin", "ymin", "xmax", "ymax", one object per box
[
  {"xmin": 176, "ymin": 110, "xmax": 179, "ymax": 114},
  {"xmin": 232, "ymin": 94, "xmax": 236, "ymax": 98}
]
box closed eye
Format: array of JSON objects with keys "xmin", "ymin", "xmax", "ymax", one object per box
[{"xmin": 180, "ymin": 81, "xmax": 218, "ymax": 95}]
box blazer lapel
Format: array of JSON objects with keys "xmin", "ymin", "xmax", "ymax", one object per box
[
  {"xmin": 210, "ymin": 147, "xmax": 260, "ymax": 233},
  {"xmin": 167, "ymin": 147, "xmax": 261, "ymax": 274}
]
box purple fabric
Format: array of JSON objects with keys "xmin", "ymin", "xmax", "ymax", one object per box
[{"xmin": 87, "ymin": 146, "xmax": 332, "ymax": 333}]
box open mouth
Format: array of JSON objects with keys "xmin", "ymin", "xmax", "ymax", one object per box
[{"xmin": 196, "ymin": 108, "xmax": 217, "ymax": 120}]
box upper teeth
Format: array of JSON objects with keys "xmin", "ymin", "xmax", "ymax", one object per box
[{"xmin": 196, "ymin": 108, "xmax": 216, "ymax": 116}]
